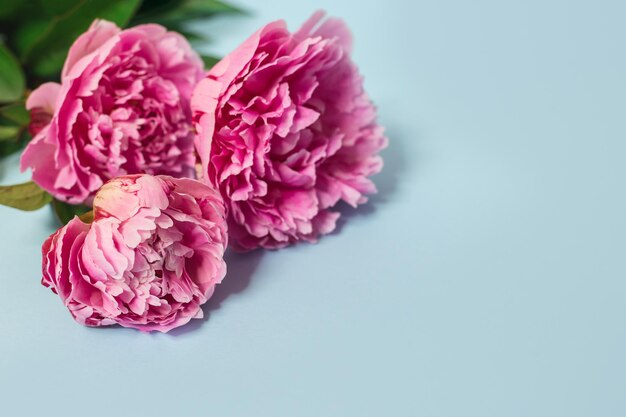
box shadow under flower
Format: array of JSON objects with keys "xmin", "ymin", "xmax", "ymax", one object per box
[
  {"xmin": 170, "ymin": 123, "xmax": 409, "ymax": 335},
  {"xmin": 332, "ymin": 122, "xmax": 409, "ymax": 233},
  {"xmin": 100, "ymin": 123, "xmax": 407, "ymax": 336},
  {"xmin": 167, "ymin": 248, "xmax": 264, "ymax": 336}
]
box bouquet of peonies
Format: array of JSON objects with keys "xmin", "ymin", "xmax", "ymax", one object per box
[{"xmin": 0, "ymin": 1, "xmax": 387, "ymax": 332}]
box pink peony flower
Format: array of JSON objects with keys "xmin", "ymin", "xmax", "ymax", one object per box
[
  {"xmin": 192, "ymin": 11, "xmax": 387, "ymax": 250},
  {"xmin": 21, "ymin": 20, "xmax": 205, "ymax": 205},
  {"xmin": 41, "ymin": 174, "xmax": 228, "ymax": 332}
]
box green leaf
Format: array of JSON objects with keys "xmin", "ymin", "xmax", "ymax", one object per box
[
  {"xmin": 31, "ymin": 49, "xmax": 68, "ymax": 78},
  {"xmin": 0, "ymin": 130, "xmax": 28, "ymax": 157},
  {"xmin": 0, "ymin": 181, "xmax": 52, "ymax": 211},
  {"xmin": 0, "ymin": 2, "xmax": 22, "ymax": 20},
  {"xmin": 201, "ymin": 54, "xmax": 221, "ymax": 69},
  {"xmin": 174, "ymin": 0, "xmax": 244, "ymax": 17},
  {"xmin": 132, "ymin": 0, "xmax": 184, "ymax": 23},
  {"xmin": 0, "ymin": 43, "xmax": 25, "ymax": 104},
  {"xmin": 0, "ymin": 102, "xmax": 30, "ymax": 151},
  {"xmin": 23, "ymin": 0, "xmax": 142, "ymax": 75},
  {"xmin": 38, "ymin": 0, "xmax": 84, "ymax": 16},
  {"xmin": 0, "ymin": 102, "xmax": 29, "ymax": 126},
  {"xmin": 13, "ymin": 19, "xmax": 50, "ymax": 57},
  {"xmin": 78, "ymin": 210, "xmax": 94, "ymax": 223},
  {"xmin": 0, "ymin": 125, "xmax": 20, "ymax": 141},
  {"xmin": 131, "ymin": 0, "xmax": 243, "ymax": 25},
  {"xmin": 52, "ymin": 199, "xmax": 91, "ymax": 224}
]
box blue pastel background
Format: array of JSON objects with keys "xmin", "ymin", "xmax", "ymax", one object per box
[{"xmin": 1, "ymin": 0, "xmax": 625, "ymax": 415}]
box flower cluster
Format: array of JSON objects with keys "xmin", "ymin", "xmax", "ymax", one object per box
[{"xmin": 3, "ymin": 11, "xmax": 387, "ymax": 332}]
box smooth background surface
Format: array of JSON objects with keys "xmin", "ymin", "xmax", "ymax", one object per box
[{"xmin": 1, "ymin": 1, "xmax": 625, "ymax": 416}]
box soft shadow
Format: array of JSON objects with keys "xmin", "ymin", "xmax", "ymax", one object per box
[
  {"xmin": 69, "ymin": 124, "xmax": 408, "ymax": 336},
  {"xmin": 167, "ymin": 248, "xmax": 264, "ymax": 336},
  {"xmin": 206, "ymin": 249, "xmax": 264, "ymax": 313},
  {"xmin": 333, "ymin": 123, "xmax": 410, "ymax": 233}
]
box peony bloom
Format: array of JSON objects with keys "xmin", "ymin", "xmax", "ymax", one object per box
[
  {"xmin": 192, "ymin": 11, "xmax": 387, "ymax": 250},
  {"xmin": 21, "ymin": 20, "xmax": 204, "ymax": 205},
  {"xmin": 41, "ymin": 174, "xmax": 227, "ymax": 332}
]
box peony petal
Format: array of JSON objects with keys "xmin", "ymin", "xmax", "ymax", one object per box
[
  {"xmin": 26, "ymin": 82, "xmax": 62, "ymax": 114},
  {"xmin": 62, "ymin": 20, "xmax": 121, "ymax": 78}
]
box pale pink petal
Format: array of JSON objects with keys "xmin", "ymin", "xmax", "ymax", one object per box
[
  {"xmin": 62, "ymin": 19, "xmax": 120, "ymax": 78},
  {"xmin": 26, "ymin": 82, "xmax": 62, "ymax": 114}
]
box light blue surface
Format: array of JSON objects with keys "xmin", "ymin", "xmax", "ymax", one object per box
[{"xmin": 1, "ymin": 0, "xmax": 625, "ymax": 415}]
